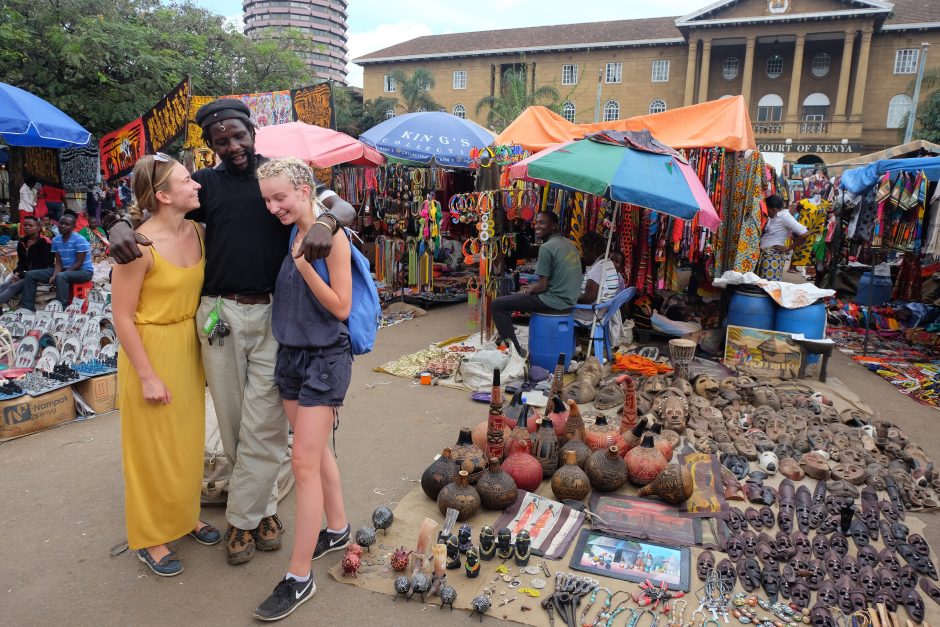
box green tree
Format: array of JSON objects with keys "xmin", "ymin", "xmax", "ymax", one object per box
[
  {"xmin": 332, "ymin": 86, "xmax": 398, "ymax": 136},
  {"xmin": 475, "ymin": 68, "xmax": 562, "ymax": 132},
  {"xmin": 0, "ymin": 0, "xmax": 315, "ymax": 137},
  {"xmin": 389, "ymin": 68, "xmax": 441, "ymax": 114},
  {"xmin": 915, "ymin": 91, "xmax": 940, "ymax": 144}
]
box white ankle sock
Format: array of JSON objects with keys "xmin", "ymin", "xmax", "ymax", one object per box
[
  {"xmin": 286, "ymin": 571, "xmax": 311, "ymax": 583},
  {"xmin": 327, "ymin": 524, "xmax": 349, "ymax": 535}
]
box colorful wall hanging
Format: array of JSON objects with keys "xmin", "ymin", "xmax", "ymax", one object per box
[
  {"xmin": 24, "ymin": 148, "xmax": 61, "ymax": 187},
  {"xmin": 142, "ymin": 77, "xmax": 191, "ymax": 153},
  {"xmin": 99, "ymin": 118, "xmax": 147, "ymax": 181},
  {"xmin": 291, "ymin": 83, "xmax": 334, "ymax": 129}
]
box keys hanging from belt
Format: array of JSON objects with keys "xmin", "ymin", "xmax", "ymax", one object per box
[{"xmin": 208, "ymin": 319, "xmax": 231, "ymax": 346}]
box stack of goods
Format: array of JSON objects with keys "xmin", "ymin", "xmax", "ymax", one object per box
[{"xmin": 0, "ymin": 287, "xmax": 117, "ymax": 400}]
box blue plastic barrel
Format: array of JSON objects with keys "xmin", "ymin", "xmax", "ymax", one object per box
[
  {"xmin": 856, "ymin": 272, "xmax": 893, "ymax": 306},
  {"xmin": 528, "ymin": 313, "xmax": 575, "ymax": 372},
  {"xmin": 727, "ymin": 286, "xmax": 775, "ymax": 331},
  {"xmin": 775, "ymin": 300, "xmax": 827, "ymax": 364}
]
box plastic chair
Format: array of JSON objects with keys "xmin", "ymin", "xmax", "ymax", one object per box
[
  {"xmin": 69, "ymin": 280, "xmax": 93, "ymax": 313},
  {"xmin": 573, "ymin": 287, "xmax": 637, "ymax": 362}
]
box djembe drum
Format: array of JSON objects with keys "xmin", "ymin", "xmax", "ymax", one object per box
[{"xmin": 668, "ymin": 338, "xmax": 696, "ymax": 381}]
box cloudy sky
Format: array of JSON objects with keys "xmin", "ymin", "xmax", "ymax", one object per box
[{"xmin": 197, "ymin": 0, "xmax": 706, "ymax": 86}]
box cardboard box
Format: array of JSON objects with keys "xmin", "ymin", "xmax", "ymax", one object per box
[
  {"xmin": 74, "ymin": 373, "xmax": 118, "ymax": 414},
  {"xmin": 0, "ymin": 386, "xmax": 76, "ymax": 441}
]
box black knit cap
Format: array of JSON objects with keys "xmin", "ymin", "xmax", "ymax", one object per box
[{"xmin": 195, "ymin": 98, "xmax": 252, "ymax": 129}]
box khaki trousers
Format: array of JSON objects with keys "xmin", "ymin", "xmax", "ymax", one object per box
[{"xmin": 198, "ymin": 297, "xmax": 288, "ymax": 530}]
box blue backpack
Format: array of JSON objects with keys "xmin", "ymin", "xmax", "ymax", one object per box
[{"xmin": 290, "ymin": 226, "xmax": 382, "ymax": 355}]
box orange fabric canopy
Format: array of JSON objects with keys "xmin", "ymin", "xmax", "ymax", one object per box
[{"xmin": 494, "ymin": 96, "xmax": 756, "ymax": 153}]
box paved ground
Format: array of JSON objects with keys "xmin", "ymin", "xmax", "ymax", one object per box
[{"xmin": 2, "ymin": 303, "xmax": 939, "ymax": 626}]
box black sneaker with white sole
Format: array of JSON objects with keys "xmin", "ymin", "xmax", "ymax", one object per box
[
  {"xmin": 253, "ymin": 577, "xmax": 316, "ymax": 622},
  {"xmin": 311, "ymin": 525, "xmax": 350, "ymax": 560}
]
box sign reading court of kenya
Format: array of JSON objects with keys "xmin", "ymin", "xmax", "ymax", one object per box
[
  {"xmin": 757, "ymin": 143, "xmax": 858, "ymax": 154},
  {"xmin": 0, "ymin": 387, "xmax": 76, "ymax": 441}
]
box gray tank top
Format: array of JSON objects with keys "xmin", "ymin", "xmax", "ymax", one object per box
[{"xmin": 272, "ymin": 251, "xmax": 349, "ymax": 349}]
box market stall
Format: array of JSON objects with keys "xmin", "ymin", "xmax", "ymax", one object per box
[
  {"xmin": 329, "ymin": 350, "xmax": 939, "ymax": 627},
  {"xmin": 819, "ymin": 155, "xmax": 940, "ymax": 409}
]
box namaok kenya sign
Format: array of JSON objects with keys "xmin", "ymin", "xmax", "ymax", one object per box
[{"xmin": 757, "ymin": 142, "xmax": 858, "ymax": 153}]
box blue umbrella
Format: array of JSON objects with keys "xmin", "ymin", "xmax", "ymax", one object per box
[
  {"xmin": 360, "ymin": 111, "xmax": 494, "ymax": 168},
  {"xmin": 0, "ymin": 82, "xmax": 91, "ymax": 148}
]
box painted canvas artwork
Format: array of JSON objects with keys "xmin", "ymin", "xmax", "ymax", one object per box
[
  {"xmin": 569, "ymin": 530, "xmax": 691, "ymax": 590},
  {"xmin": 724, "ymin": 325, "xmax": 801, "ymax": 378}
]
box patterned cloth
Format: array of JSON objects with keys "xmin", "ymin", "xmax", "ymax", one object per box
[
  {"xmin": 757, "ymin": 248, "xmax": 790, "ymax": 281},
  {"xmin": 791, "ymin": 199, "xmax": 828, "ymax": 267},
  {"xmin": 715, "ymin": 151, "xmax": 766, "ymax": 276}
]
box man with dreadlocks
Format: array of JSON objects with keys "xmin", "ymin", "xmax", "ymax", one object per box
[{"xmin": 105, "ymin": 99, "xmax": 357, "ymax": 567}]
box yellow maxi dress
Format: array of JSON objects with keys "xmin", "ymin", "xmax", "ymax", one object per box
[{"xmin": 118, "ymin": 225, "xmax": 205, "ymax": 549}]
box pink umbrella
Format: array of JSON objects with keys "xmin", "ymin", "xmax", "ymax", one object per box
[{"xmin": 254, "ymin": 121, "xmax": 385, "ymax": 167}]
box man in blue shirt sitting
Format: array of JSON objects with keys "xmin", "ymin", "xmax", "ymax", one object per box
[{"xmin": 21, "ymin": 211, "xmax": 94, "ymax": 310}]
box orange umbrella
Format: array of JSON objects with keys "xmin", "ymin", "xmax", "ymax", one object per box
[{"xmin": 254, "ymin": 121, "xmax": 385, "ymax": 167}]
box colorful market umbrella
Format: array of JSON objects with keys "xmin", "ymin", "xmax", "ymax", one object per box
[
  {"xmin": 360, "ymin": 111, "xmax": 495, "ymax": 168},
  {"xmin": 0, "ymin": 82, "xmax": 91, "ymax": 148},
  {"xmin": 255, "ymin": 121, "xmax": 385, "ymax": 167},
  {"xmin": 509, "ymin": 134, "xmax": 720, "ymax": 231}
]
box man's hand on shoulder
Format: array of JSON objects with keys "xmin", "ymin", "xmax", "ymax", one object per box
[{"xmin": 109, "ymin": 222, "xmax": 152, "ymax": 265}]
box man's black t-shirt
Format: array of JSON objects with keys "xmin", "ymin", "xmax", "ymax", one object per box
[{"xmin": 189, "ymin": 157, "xmax": 324, "ymax": 296}]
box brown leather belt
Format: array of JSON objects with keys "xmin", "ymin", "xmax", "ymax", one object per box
[{"xmin": 220, "ymin": 293, "xmax": 271, "ymax": 305}]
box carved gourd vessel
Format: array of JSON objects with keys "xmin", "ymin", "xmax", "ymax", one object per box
[
  {"xmin": 585, "ymin": 445, "xmax": 628, "ymax": 492},
  {"xmin": 647, "ymin": 423, "xmax": 675, "ymax": 462},
  {"xmin": 501, "ymin": 439, "xmax": 543, "ymax": 493},
  {"xmin": 584, "ymin": 414, "xmax": 626, "ymax": 452},
  {"xmin": 505, "ymin": 404, "xmax": 534, "ymax": 457},
  {"xmin": 545, "ymin": 395, "xmax": 569, "ymax": 440},
  {"xmin": 624, "ymin": 435, "xmax": 668, "ymax": 487},
  {"xmin": 532, "ymin": 418, "xmax": 560, "ymax": 478},
  {"xmin": 638, "ymin": 464, "xmax": 693, "ymax": 505},
  {"xmin": 476, "ymin": 457, "xmax": 518, "ymax": 510},
  {"xmin": 619, "ymin": 416, "xmax": 650, "ymax": 457},
  {"xmin": 452, "ymin": 427, "xmax": 486, "ymax": 483},
  {"xmin": 552, "ymin": 450, "xmax": 591, "ymax": 501},
  {"xmin": 558, "ymin": 428, "xmax": 591, "ymax": 469},
  {"xmin": 421, "ymin": 447, "xmax": 459, "ymax": 500},
  {"xmin": 437, "ymin": 470, "xmax": 481, "ymax": 521},
  {"xmin": 564, "ymin": 400, "xmax": 585, "ymax": 442}
]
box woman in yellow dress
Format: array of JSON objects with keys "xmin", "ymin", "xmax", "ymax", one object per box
[{"xmin": 112, "ymin": 154, "xmax": 219, "ymax": 576}]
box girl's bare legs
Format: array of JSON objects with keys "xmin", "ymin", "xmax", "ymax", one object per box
[{"xmin": 283, "ymin": 400, "xmax": 335, "ymax": 577}]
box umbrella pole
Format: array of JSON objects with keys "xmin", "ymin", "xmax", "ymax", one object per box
[{"xmin": 587, "ymin": 202, "xmax": 618, "ymax": 361}]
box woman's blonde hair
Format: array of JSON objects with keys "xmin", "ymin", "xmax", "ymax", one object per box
[
  {"xmin": 128, "ymin": 154, "xmax": 179, "ymax": 223},
  {"xmin": 255, "ymin": 157, "xmax": 315, "ymax": 190}
]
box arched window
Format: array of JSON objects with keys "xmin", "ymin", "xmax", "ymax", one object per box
[
  {"xmin": 649, "ymin": 99, "xmax": 667, "ymax": 114},
  {"xmin": 723, "ymin": 57, "xmax": 740, "ymax": 80},
  {"xmin": 811, "ymin": 53, "xmax": 831, "ymax": 77},
  {"xmin": 756, "ymin": 94, "xmax": 784, "ymax": 132},
  {"xmin": 766, "ymin": 54, "xmax": 784, "ymax": 79},
  {"xmin": 562, "ymin": 101, "xmax": 576, "ymax": 123},
  {"xmin": 603, "ymin": 100, "xmax": 620, "ymax": 122},
  {"xmin": 452, "ymin": 104, "xmax": 466, "ymax": 119},
  {"xmin": 801, "ymin": 93, "xmax": 830, "ymax": 133},
  {"xmin": 385, "ymin": 108, "xmax": 395, "ymax": 120},
  {"xmin": 886, "ymin": 94, "xmax": 913, "ymax": 128}
]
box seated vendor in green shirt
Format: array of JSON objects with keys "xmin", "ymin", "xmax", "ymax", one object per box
[{"xmin": 491, "ymin": 211, "xmax": 581, "ymax": 358}]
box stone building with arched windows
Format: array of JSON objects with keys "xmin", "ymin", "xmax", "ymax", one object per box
[{"xmin": 356, "ymin": 0, "xmax": 940, "ymax": 164}]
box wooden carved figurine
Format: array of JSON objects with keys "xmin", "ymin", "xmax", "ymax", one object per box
[{"xmin": 618, "ymin": 375, "xmax": 638, "ymax": 432}]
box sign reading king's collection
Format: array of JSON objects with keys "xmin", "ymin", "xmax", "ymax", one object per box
[{"xmin": 757, "ymin": 142, "xmax": 858, "ymax": 154}]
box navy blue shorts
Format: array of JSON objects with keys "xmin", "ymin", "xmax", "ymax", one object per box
[{"xmin": 274, "ymin": 344, "xmax": 352, "ymax": 407}]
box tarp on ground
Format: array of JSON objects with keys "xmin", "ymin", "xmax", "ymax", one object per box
[
  {"xmin": 841, "ymin": 156, "xmax": 940, "ymax": 194},
  {"xmin": 827, "ymin": 139, "xmax": 940, "ymax": 169},
  {"xmin": 493, "ymin": 96, "xmax": 756, "ymax": 153}
]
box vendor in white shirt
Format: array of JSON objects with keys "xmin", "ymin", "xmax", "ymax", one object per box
[
  {"xmin": 758, "ymin": 194, "xmax": 808, "ymax": 281},
  {"xmin": 575, "ymin": 232, "xmax": 624, "ymax": 334}
]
